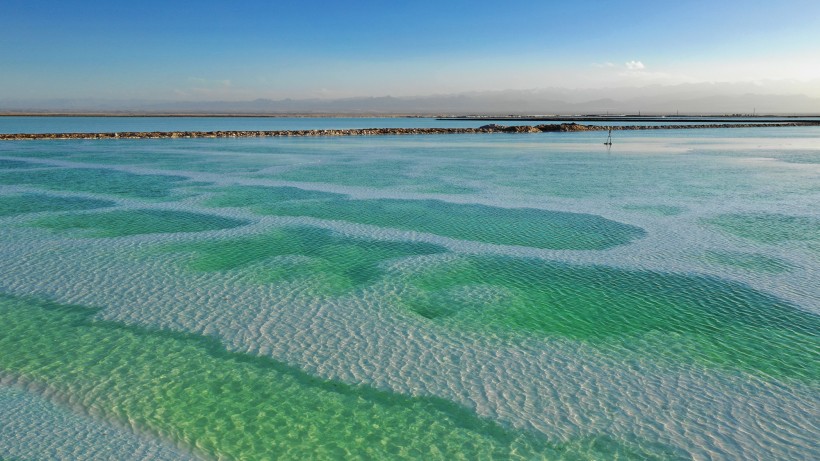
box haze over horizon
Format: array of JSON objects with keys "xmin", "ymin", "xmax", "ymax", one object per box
[{"xmin": 3, "ymin": 0, "xmax": 820, "ymax": 113}]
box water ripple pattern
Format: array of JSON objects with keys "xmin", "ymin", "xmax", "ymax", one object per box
[{"xmin": 1, "ymin": 124, "xmax": 819, "ymax": 460}]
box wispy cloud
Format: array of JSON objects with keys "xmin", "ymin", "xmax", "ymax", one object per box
[
  {"xmin": 587, "ymin": 59, "xmax": 696, "ymax": 86},
  {"xmin": 625, "ymin": 60, "xmax": 645, "ymax": 70}
]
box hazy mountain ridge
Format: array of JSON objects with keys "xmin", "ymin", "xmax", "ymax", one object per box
[{"xmin": 2, "ymin": 83, "xmax": 819, "ymax": 115}]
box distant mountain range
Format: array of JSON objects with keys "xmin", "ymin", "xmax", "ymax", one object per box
[{"xmin": 3, "ymin": 83, "xmax": 819, "ymax": 115}]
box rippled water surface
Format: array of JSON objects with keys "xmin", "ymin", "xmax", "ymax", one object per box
[{"xmin": 1, "ymin": 122, "xmax": 818, "ymax": 460}]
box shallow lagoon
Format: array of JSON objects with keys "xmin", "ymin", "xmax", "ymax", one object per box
[{"xmin": 1, "ymin": 122, "xmax": 818, "ymax": 460}]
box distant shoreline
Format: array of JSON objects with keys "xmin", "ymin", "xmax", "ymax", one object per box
[
  {"xmin": 1, "ymin": 113, "xmax": 819, "ymax": 119},
  {"xmin": 2, "ymin": 122, "xmax": 819, "ymax": 141},
  {"xmin": 439, "ymin": 115, "xmax": 820, "ymax": 123}
]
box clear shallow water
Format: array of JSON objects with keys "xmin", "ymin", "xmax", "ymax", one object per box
[{"xmin": 0, "ymin": 122, "xmax": 818, "ymax": 460}]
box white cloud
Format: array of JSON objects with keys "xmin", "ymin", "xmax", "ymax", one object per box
[{"xmin": 625, "ymin": 60, "xmax": 645, "ymax": 70}]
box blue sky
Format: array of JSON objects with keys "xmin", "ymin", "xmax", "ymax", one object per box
[{"xmin": 3, "ymin": 0, "xmax": 819, "ymax": 100}]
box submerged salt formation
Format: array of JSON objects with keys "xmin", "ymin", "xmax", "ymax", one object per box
[{"xmin": 1, "ymin": 127, "xmax": 818, "ymax": 460}]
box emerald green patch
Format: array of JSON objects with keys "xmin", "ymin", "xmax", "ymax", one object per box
[
  {"xmin": 204, "ymin": 185, "xmax": 344, "ymax": 208},
  {"xmin": 0, "ymin": 294, "xmax": 684, "ymax": 460},
  {"xmin": 206, "ymin": 185, "xmax": 645, "ymax": 250},
  {"xmin": 0, "ymin": 159, "xmax": 40, "ymax": 169},
  {"xmin": 0, "ymin": 168, "xmax": 192, "ymax": 199},
  {"xmin": 398, "ymin": 255, "xmax": 819, "ymax": 381},
  {"xmin": 163, "ymin": 226, "xmax": 447, "ymax": 293},
  {"xmin": 267, "ymin": 198, "xmax": 645, "ymax": 250},
  {"xmin": 31, "ymin": 209, "xmax": 247, "ymax": 237},
  {"xmin": 705, "ymin": 213, "xmax": 820, "ymax": 244},
  {"xmin": 0, "ymin": 193, "xmax": 114, "ymax": 217},
  {"xmin": 704, "ymin": 251, "xmax": 793, "ymax": 273},
  {"xmin": 623, "ymin": 204, "xmax": 684, "ymax": 216},
  {"xmin": 270, "ymin": 159, "xmax": 476, "ymax": 193}
]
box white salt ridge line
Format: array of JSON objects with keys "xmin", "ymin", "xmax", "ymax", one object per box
[
  {"xmin": 7, "ymin": 170, "xmax": 820, "ymax": 312},
  {"xmin": 4, "ymin": 140, "xmax": 817, "ymax": 306},
  {"xmin": 1, "ymin": 191, "xmax": 817, "ymax": 314},
  {"xmin": 7, "ymin": 144, "xmax": 820, "ymax": 212},
  {"xmin": 4, "ymin": 146, "xmax": 820, "ymax": 222},
  {"xmin": 3, "ymin": 147, "xmax": 816, "ymax": 313},
  {"xmin": 0, "ymin": 232, "xmax": 816, "ymax": 460}
]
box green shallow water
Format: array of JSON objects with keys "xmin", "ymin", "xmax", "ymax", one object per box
[
  {"xmin": 0, "ymin": 139, "xmax": 307, "ymax": 173},
  {"xmin": 0, "ymin": 168, "xmax": 192, "ymax": 199},
  {"xmin": 2, "ymin": 131, "xmax": 819, "ymax": 460},
  {"xmin": 275, "ymin": 159, "xmax": 421, "ymax": 187},
  {"xmin": 206, "ymin": 186, "xmax": 645, "ymax": 250},
  {"xmin": 0, "ymin": 159, "xmax": 41, "ymax": 169},
  {"xmin": 157, "ymin": 224, "xmax": 818, "ymax": 382},
  {"xmin": 622, "ymin": 204, "xmax": 685, "ymax": 216},
  {"xmin": 0, "ymin": 193, "xmax": 114, "ymax": 217},
  {"xmin": 706, "ymin": 213, "xmax": 820, "ymax": 244},
  {"xmin": 271, "ymin": 160, "xmax": 478, "ymax": 193},
  {"xmin": 703, "ymin": 250, "xmax": 794, "ymax": 273},
  {"xmin": 0, "ymin": 295, "xmax": 683, "ymax": 460},
  {"xmin": 205, "ymin": 184, "xmax": 345, "ymax": 207},
  {"xmin": 29, "ymin": 209, "xmax": 248, "ymax": 238},
  {"xmin": 397, "ymin": 255, "xmax": 819, "ymax": 381},
  {"xmin": 162, "ymin": 226, "xmax": 447, "ymax": 293}
]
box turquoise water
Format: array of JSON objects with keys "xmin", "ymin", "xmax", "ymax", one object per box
[
  {"xmin": 0, "ymin": 122, "xmax": 818, "ymax": 460},
  {"xmin": 0, "ymin": 168, "xmax": 194, "ymax": 199},
  {"xmin": 32, "ymin": 209, "xmax": 248, "ymax": 237},
  {"xmin": 204, "ymin": 189, "xmax": 645, "ymax": 249},
  {"xmin": 0, "ymin": 193, "xmax": 114, "ymax": 217}
]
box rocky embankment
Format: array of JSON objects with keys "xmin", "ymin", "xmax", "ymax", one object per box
[{"xmin": 1, "ymin": 122, "xmax": 817, "ymax": 140}]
